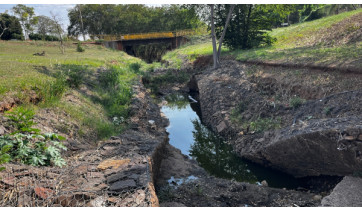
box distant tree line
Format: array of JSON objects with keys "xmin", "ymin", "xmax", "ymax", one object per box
[{"xmin": 67, "ymin": 4, "xmax": 203, "ymax": 39}]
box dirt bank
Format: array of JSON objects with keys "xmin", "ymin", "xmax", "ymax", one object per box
[
  {"xmin": 0, "ymin": 82, "xmax": 169, "ymax": 207},
  {"xmin": 192, "ymin": 59, "xmax": 362, "ymax": 177}
]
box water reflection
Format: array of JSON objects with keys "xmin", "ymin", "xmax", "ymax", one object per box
[
  {"xmin": 162, "ymin": 92, "xmax": 305, "ymax": 189},
  {"xmin": 190, "ymin": 119, "xmax": 258, "ymax": 183}
]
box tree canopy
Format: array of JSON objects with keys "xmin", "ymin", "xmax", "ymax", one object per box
[
  {"xmin": 67, "ymin": 4, "xmax": 203, "ymax": 38},
  {"xmin": 0, "ymin": 13, "xmax": 23, "ymax": 40},
  {"xmin": 12, "ymin": 4, "xmax": 38, "ymax": 40},
  {"xmin": 214, "ymin": 4, "xmax": 296, "ymax": 50}
]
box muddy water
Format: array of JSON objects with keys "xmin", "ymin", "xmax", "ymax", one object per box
[{"xmin": 161, "ymin": 92, "xmax": 337, "ymax": 190}]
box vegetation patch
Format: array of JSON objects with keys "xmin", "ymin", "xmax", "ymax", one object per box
[{"xmin": 1, "ymin": 107, "xmax": 67, "ymax": 167}]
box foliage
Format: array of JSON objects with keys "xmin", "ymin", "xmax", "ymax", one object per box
[
  {"xmin": 29, "ymin": 33, "xmax": 59, "ymax": 41},
  {"xmin": 289, "ymin": 96, "xmax": 305, "ymax": 108},
  {"xmin": 12, "ymin": 4, "xmax": 38, "ymax": 40},
  {"xmin": 76, "ymin": 42, "xmax": 85, "ymax": 52},
  {"xmin": 142, "ymin": 70, "xmax": 190, "ymax": 94},
  {"xmin": 5, "ymin": 106, "xmax": 40, "ymax": 134},
  {"xmin": 98, "ymin": 66, "xmax": 134, "ymax": 118},
  {"xmin": 68, "ymin": 4, "xmax": 203, "ymax": 37},
  {"xmin": 0, "ymin": 145, "xmax": 11, "ymax": 173},
  {"xmin": 1, "ymin": 107, "xmax": 67, "ymax": 167},
  {"xmin": 248, "ymin": 117, "xmax": 282, "ymax": 133},
  {"xmin": 0, "ymin": 13, "xmax": 23, "ymax": 40},
  {"xmin": 214, "ymin": 4, "xmax": 294, "ymax": 50},
  {"xmin": 38, "ymin": 72, "xmax": 68, "ymax": 105},
  {"xmin": 35, "ymin": 15, "xmax": 58, "ymax": 40},
  {"xmin": 129, "ymin": 62, "xmax": 141, "ymax": 74},
  {"xmin": 0, "ymin": 133, "xmax": 67, "ymax": 167}
]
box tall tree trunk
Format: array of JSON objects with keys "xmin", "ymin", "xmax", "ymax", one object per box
[
  {"xmin": 242, "ymin": 4, "xmax": 252, "ymax": 49},
  {"xmin": 210, "ymin": 4, "xmax": 219, "ymax": 69},
  {"xmin": 0, "ymin": 21, "xmax": 8, "ymax": 39},
  {"xmin": 78, "ymin": 5, "xmax": 86, "ymax": 41},
  {"xmin": 217, "ymin": 4, "xmax": 235, "ymax": 60}
]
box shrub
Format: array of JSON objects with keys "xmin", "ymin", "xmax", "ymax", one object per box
[
  {"xmin": 0, "ymin": 133, "xmax": 67, "ymax": 167},
  {"xmin": 129, "ymin": 62, "xmax": 141, "ymax": 74},
  {"xmin": 289, "ymin": 96, "xmax": 305, "ymax": 108},
  {"xmin": 0, "ymin": 145, "xmax": 11, "ymax": 173},
  {"xmin": 77, "ymin": 42, "xmax": 85, "ymax": 52},
  {"xmin": 1, "ymin": 107, "xmax": 67, "ymax": 167},
  {"xmin": 39, "ymin": 72, "xmax": 68, "ymax": 105},
  {"xmin": 5, "ymin": 106, "xmax": 40, "ymax": 134}
]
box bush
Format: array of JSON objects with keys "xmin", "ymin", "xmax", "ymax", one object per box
[
  {"xmin": 38, "ymin": 72, "xmax": 68, "ymax": 105},
  {"xmin": 77, "ymin": 42, "xmax": 85, "ymax": 52},
  {"xmin": 1, "ymin": 107, "xmax": 67, "ymax": 167},
  {"xmin": 0, "ymin": 145, "xmax": 11, "ymax": 173},
  {"xmin": 129, "ymin": 62, "xmax": 141, "ymax": 74},
  {"xmin": 5, "ymin": 106, "xmax": 40, "ymax": 134},
  {"xmin": 289, "ymin": 96, "xmax": 305, "ymax": 108},
  {"xmin": 0, "ymin": 133, "xmax": 67, "ymax": 167}
]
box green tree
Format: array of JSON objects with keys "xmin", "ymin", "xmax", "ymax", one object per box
[
  {"xmin": 12, "ymin": 4, "xmax": 38, "ymax": 40},
  {"xmin": 35, "ymin": 15, "xmax": 58, "ymax": 40},
  {"xmin": 214, "ymin": 4, "xmax": 295, "ymax": 50},
  {"xmin": 0, "ymin": 13, "xmax": 23, "ymax": 40}
]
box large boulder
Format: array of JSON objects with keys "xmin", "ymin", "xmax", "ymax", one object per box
[
  {"xmin": 234, "ymin": 117, "xmax": 362, "ymax": 177},
  {"xmin": 321, "ymin": 176, "xmax": 362, "ymax": 206}
]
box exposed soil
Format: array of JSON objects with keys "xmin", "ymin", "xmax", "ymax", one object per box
[{"xmin": 192, "ymin": 59, "xmax": 362, "ymax": 178}]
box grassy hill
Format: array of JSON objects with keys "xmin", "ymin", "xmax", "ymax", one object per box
[
  {"xmin": 163, "ymin": 9, "xmax": 362, "ymax": 70},
  {"xmin": 0, "ymin": 41, "xmax": 153, "ymax": 142}
]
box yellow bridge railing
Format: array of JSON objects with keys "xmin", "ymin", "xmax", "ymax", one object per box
[{"xmin": 97, "ymin": 30, "xmax": 195, "ymax": 41}]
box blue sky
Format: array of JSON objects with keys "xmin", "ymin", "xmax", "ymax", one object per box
[{"xmin": 0, "ymin": 4, "xmax": 75, "ymax": 28}]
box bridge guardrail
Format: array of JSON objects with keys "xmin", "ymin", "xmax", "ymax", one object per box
[{"xmin": 96, "ymin": 30, "xmax": 195, "ymax": 41}]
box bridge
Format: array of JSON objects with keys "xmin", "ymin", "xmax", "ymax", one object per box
[{"xmin": 101, "ymin": 30, "xmax": 194, "ymax": 56}]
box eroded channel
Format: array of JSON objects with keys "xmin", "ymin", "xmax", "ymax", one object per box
[{"xmin": 159, "ymin": 92, "xmax": 341, "ymax": 192}]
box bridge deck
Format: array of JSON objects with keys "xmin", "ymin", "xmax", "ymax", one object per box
[{"xmin": 97, "ymin": 30, "xmax": 194, "ymax": 41}]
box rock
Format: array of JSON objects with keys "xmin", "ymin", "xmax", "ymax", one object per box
[
  {"xmin": 88, "ymin": 196, "xmax": 106, "ymax": 207},
  {"xmin": 97, "ymin": 159, "xmax": 131, "ymax": 170},
  {"xmin": 236, "ymin": 117, "xmax": 362, "ymax": 177},
  {"xmin": 313, "ymin": 195, "xmax": 322, "ymax": 201},
  {"xmin": 358, "ymin": 134, "xmax": 362, "ymax": 141},
  {"xmin": 34, "ymin": 187, "xmax": 54, "ymax": 200},
  {"xmin": 0, "ymin": 126, "xmax": 5, "ymax": 135},
  {"xmin": 73, "ymin": 165, "xmax": 88, "ymax": 175},
  {"xmin": 109, "ymin": 179, "xmax": 136, "ymax": 191},
  {"xmin": 345, "ymin": 136, "xmax": 355, "ymax": 141},
  {"xmin": 216, "ymin": 121, "xmax": 227, "ymax": 133},
  {"xmin": 321, "ymin": 176, "xmax": 362, "ymax": 206},
  {"xmin": 161, "ymin": 202, "xmax": 187, "ymax": 207},
  {"xmin": 261, "ymin": 180, "xmax": 268, "ymax": 187}
]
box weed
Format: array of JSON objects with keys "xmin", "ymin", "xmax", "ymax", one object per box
[
  {"xmin": 129, "ymin": 62, "xmax": 141, "ymax": 74},
  {"xmin": 0, "ymin": 133, "xmax": 67, "ymax": 167},
  {"xmin": 247, "ymin": 117, "xmax": 282, "ymax": 133},
  {"xmin": 231, "ymin": 101, "xmax": 249, "ymax": 124},
  {"xmin": 5, "ymin": 107, "xmax": 40, "ymax": 134},
  {"xmin": 1, "ymin": 108, "xmax": 67, "ymax": 167},
  {"xmin": 38, "ymin": 73, "xmax": 68, "ymax": 105},
  {"xmin": 323, "ymin": 106, "xmax": 332, "ymax": 115},
  {"xmin": 289, "ymin": 96, "xmax": 305, "ymax": 109},
  {"xmin": 0, "ymin": 145, "xmax": 11, "ymax": 173},
  {"xmin": 76, "ymin": 42, "xmax": 85, "ymax": 52}
]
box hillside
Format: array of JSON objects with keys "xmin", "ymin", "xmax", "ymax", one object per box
[{"xmin": 163, "ymin": 8, "xmax": 362, "ymax": 71}]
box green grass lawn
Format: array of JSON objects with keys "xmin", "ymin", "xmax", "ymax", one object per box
[
  {"xmin": 0, "ymin": 40, "xmax": 151, "ymax": 141},
  {"xmin": 0, "ymin": 41, "xmax": 144, "ymax": 97}
]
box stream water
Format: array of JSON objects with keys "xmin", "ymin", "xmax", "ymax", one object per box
[{"xmin": 160, "ymin": 92, "xmax": 340, "ymax": 190}]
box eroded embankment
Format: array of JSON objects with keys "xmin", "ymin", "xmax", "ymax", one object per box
[
  {"xmin": 192, "ymin": 59, "xmax": 362, "ymax": 178},
  {"xmin": 0, "ymin": 82, "xmax": 170, "ymax": 207}
]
